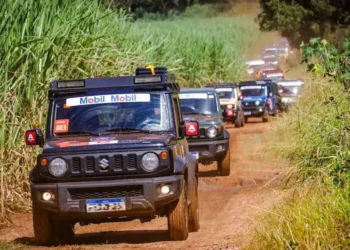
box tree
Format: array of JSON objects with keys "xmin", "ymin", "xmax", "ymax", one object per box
[{"xmin": 257, "ymin": 0, "xmax": 350, "ymax": 47}]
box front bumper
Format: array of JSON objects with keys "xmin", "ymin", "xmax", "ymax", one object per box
[
  {"xmin": 243, "ymin": 107, "xmax": 265, "ymax": 117},
  {"xmin": 31, "ymin": 175, "xmax": 183, "ymax": 220},
  {"xmin": 188, "ymin": 138, "xmax": 229, "ymax": 162}
]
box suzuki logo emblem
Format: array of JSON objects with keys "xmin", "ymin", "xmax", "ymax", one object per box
[{"xmin": 99, "ymin": 158, "xmax": 109, "ymax": 170}]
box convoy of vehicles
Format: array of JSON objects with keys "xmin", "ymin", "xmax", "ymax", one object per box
[
  {"xmin": 24, "ymin": 37, "xmax": 303, "ymax": 246},
  {"xmin": 206, "ymin": 83, "xmax": 245, "ymax": 128},
  {"xmin": 179, "ymin": 88, "xmax": 231, "ymax": 176}
]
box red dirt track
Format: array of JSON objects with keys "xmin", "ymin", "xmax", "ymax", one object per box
[{"xmin": 0, "ymin": 119, "xmax": 289, "ymax": 249}]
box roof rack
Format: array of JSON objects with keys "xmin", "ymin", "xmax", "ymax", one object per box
[
  {"xmin": 205, "ymin": 83, "xmax": 237, "ymax": 88},
  {"xmin": 49, "ymin": 66, "xmax": 180, "ymax": 95}
]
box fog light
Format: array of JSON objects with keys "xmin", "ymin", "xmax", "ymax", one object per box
[
  {"xmin": 161, "ymin": 185, "xmax": 170, "ymax": 194},
  {"xmin": 217, "ymin": 145, "xmax": 225, "ymax": 152},
  {"xmin": 259, "ymin": 108, "xmax": 263, "ymax": 112},
  {"xmin": 42, "ymin": 192, "xmax": 52, "ymax": 201}
]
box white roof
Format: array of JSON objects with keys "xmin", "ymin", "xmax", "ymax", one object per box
[
  {"xmin": 277, "ymin": 80, "xmax": 304, "ymax": 86},
  {"xmin": 246, "ymin": 60, "xmax": 265, "ymax": 66}
]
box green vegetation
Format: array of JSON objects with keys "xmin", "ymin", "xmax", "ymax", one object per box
[
  {"xmin": 247, "ymin": 39, "xmax": 350, "ymax": 249},
  {"xmin": 0, "ymin": 0, "xmax": 257, "ymax": 221},
  {"xmin": 257, "ymin": 0, "xmax": 350, "ymax": 47}
]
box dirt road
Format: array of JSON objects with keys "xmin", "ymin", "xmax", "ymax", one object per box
[{"xmin": 0, "ymin": 119, "xmax": 289, "ymax": 250}]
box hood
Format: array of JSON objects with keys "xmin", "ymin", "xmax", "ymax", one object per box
[
  {"xmin": 43, "ymin": 133, "xmax": 176, "ymax": 153},
  {"xmin": 183, "ymin": 114, "xmax": 221, "ymax": 125}
]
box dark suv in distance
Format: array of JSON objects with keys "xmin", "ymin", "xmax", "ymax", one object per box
[
  {"xmin": 179, "ymin": 88, "xmax": 231, "ymax": 176},
  {"xmin": 25, "ymin": 67, "xmax": 200, "ymax": 245}
]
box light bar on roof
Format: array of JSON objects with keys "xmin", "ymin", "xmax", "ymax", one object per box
[
  {"xmin": 134, "ymin": 76, "xmax": 162, "ymax": 84},
  {"xmin": 57, "ymin": 80, "xmax": 85, "ymax": 89}
]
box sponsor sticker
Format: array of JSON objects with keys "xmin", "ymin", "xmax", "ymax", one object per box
[
  {"xmin": 26, "ymin": 131, "xmax": 36, "ymax": 145},
  {"xmin": 66, "ymin": 94, "xmax": 151, "ymax": 107},
  {"xmin": 179, "ymin": 93, "xmax": 208, "ymax": 99},
  {"xmin": 216, "ymin": 88, "xmax": 232, "ymax": 92},
  {"xmin": 240, "ymin": 86, "xmax": 262, "ymax": 89},
  {"xmin": 54, "ymin": 119, "xmax": 69, "ymax": 133}
]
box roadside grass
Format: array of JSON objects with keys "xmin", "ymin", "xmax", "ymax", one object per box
[
  {"xmin": 246, "ymin": 78, "xmax": 350, "ymax": 249},
  {"xmin": 0, "ymin": 0, "xmax": 259, "ymax": 222}
]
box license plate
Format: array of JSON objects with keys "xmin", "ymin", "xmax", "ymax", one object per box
[
  {"xmin": 244, "ymin": 111, "xmax": 251, "ymax": 115},
  {"xmin": 190, "ymin": 152, "xmax": 199, "ymax": 159},
  {"xmin": 86, "ymin": 198, "xmax": 126, "ymax": 213}
]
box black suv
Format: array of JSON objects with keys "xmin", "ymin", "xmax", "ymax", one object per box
[
  {"xmin": 25, "ymin": 67, "xmax": 200, "ymax": 245},
  {"xmin": 179, "ymin": 88, "xmax": 231, "ymax": 176}
]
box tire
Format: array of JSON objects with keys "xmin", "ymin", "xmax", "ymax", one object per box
[
  {"xmin": 187, "ymin": 165, "xmax": 200, "ymax": 232},
  {"xmin": 54, "ymin": 221, "xmax": 75, "ymax": 245},
  {"xmin": 168, "ymin": 181, "xmax": 189, "ymax": 241},
  {"xmin": 234, "ymin": 117, "xmax": 241, "ymax": 128},
  {"xmin": 218, "ymin": 146, "xmax": 231, "ymax": 176},
  {"xmin": 244, "ymin": 117, "xmax": 248, "ymax": 123},
  {"xmin": 33, "ymin": 206, "xmax": 54, "ymax": 246},
  {"xmin": 240, "ymin": 114, "xmax": 245, "ymax": 127}
]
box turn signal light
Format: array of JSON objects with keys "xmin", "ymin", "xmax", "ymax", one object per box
[
  {"xmin": 160, "ymin": 151, "xmax": 168, "ymax": 159},
  {"xmin": 41, "ymin": 158, "xmax": 48, "ymax": 166}
]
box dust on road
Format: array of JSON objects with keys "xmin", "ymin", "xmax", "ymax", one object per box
[{"xmin": 0, "ymin": 119, "xmax": 289, "ymax": 250}]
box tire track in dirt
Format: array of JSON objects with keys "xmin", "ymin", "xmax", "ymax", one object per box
[{"xmin": 0, "ymin": 119, "xmax": 289, "ymax": 250}]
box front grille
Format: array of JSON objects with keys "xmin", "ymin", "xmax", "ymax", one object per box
[
  {"xmin": 199, "ymin": 128, "xmax": 206, "ymax": 137},
  {"xmin": 244, "ymin": 102, "xmax": 257, "ymax": 107},
  {"xmin": 86, "ymin": 156, "xmax": 95, "ymax": 172},
  {"xmin": 114, "ymin": 155, "xmax": 123, "ymax": 170},
  {"xmin": 190, "ymin": 145, "xmax": 209, "ymax": 151},
  {"xmin": 69, "ymin": 185, "xmax": 144, "ymax": 200},
  {"xmin": 127, "ymin": 154, "xmax": 137, "ymax": 169},
  {"xmin": 72, "ymin": 157, "xmax": 81, "ymax": 172}
]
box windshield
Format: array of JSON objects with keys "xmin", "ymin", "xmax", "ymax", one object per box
[
  {"xmin": 279, "ymin": 85, "xmax": 301, "ymax": 96},
  {"xmin": 52, "ymin": 93, "xmax": 171, "ymax": 136},
  {"xmin": 240, "ymin": 86, "xmax": 266, "ymax": 97},
  {"xmin": 216, "ymin": 88, "xmax": 235, "ymax": 99},
  {"xmin": 179, "ymin": 92, "xmax": 218, "ymax": 115}
]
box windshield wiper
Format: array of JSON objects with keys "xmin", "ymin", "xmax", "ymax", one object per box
[
  {"xmin": 183, "ymin": 112, "xmax": 208, "ymax": 115},
  {"xmin": 103, "ymin": 128, "xmax": 152, "ymax": 134},
  {"xmin": 62, "ymin": 130, "xmax": 101, "ymax": 136}
]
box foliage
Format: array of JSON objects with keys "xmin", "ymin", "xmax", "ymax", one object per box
[
  {"xmin": 301, "ymin": 38, "xmax": 350, "ymax": 90},
  {"xmin": 0, "ymin": 0, "xmax": 257, "ymax": 221},
  {"xmin": 247, "ymin": 179, "xmax": 350, "ymax": 250},
  {"xmin": 257, "ymin": 0, "xmax": 350, "ymax": 47}
]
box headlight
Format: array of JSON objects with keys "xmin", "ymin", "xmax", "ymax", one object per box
[
  {"xmin": 255, "ymin": 101, "xmax": 261, "ymax": 106},
  {"xmin": 227, "ymin": 104, "xmax": 233, "ymax": 109},
  {"xmin": 49, "ymin": 158, "xmax": 68, "ymax": 177},
  {"xmin": 207, "ymin": 127, "xmax": 217, "ymax": 138},
  {"xmin": 141, "ymin": 153, "xmax": 159, "ymax": 172}
]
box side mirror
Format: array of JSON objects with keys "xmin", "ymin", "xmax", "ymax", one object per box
[
  {"xmin": 25, "ymin": 129, "xmax": 44, "ymax": 147},
  {"xmin": 180, "ymin": 120, "xmax": 199, "ymax": 137}
]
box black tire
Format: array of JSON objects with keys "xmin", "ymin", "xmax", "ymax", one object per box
[
  {"xmin": 244, "ymin": 116, "xmax": 249, "ymax": 123},
  {"xmin": 33, "ymin": 206, "xmax": 54, "ymax": 246},
  {"xmin": 168, "ymin": 182, "xmax": 189, "ymax": 241},
  {"xmin": 218, "ymin": 146, "xmax": 231, "ymax": 176},
  {"xmin": 187, "ymin": 165, "xmax": 200, "ymax": 232},
  {"xmin": 240, "ymin": 114, "xmax": 245, "ymax": 127},
  {"xmin": 234, "ymin": 117, "xmax": 241, "ymax": 128},
  {"xmin": 54, "ymin": 221, "xmax": 75, "ymax": 245}
]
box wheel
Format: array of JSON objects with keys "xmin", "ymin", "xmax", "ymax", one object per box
[
  {"xmin": 218, "ymin": 146, "xmax": 231, "ymax": 176},
  {"xmin": 168, "ymin": 181, "xmax": 189, "ymax": 240},
  {"xmin": 262, "ymin": 108, "xmax": 269, "ymax": 122},
  {"xmin": 54, "ymin": 221, "xmax": 75, "ymax": 245},
  {"xmin": 240, "ymin": 113, "xmax": 245, "ymax": 127},
  {"xmin": 244, "ymin": 117, "xmax": 249, "ymax": 123},
  {"xmin": 33, "ymin": 206, "xmax": 54, "ymax": 246},
  {"xmin": 234, "ymin": 117, "xmax": 241, "ymax": 128},
  {"xmin": 187, "ymin": 165, "xmax": 200, "ymax": 232}
]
